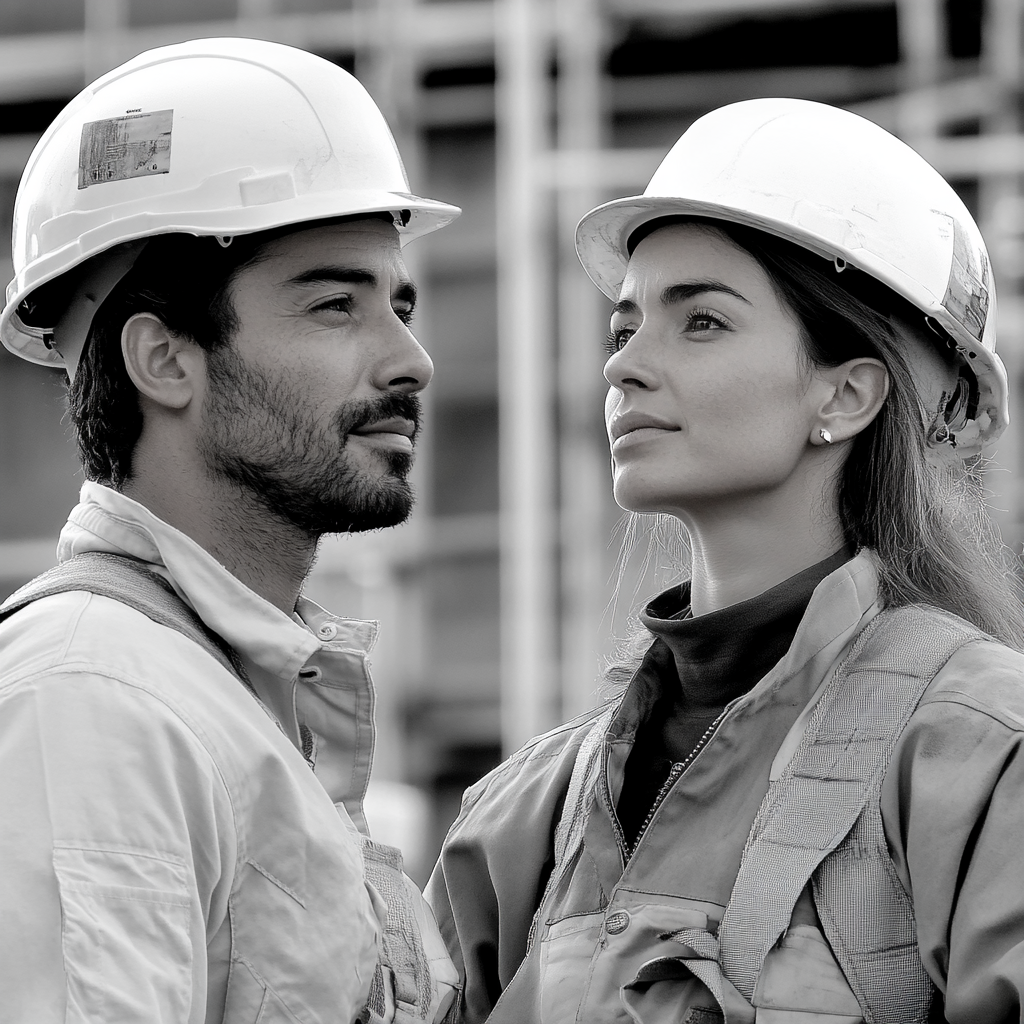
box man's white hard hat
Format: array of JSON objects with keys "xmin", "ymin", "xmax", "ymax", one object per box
[
  {"xmin": 576, "ymin": 97, "xmax": 1007, "ymax": 447},
  {"xmin": 2, "ymin": 36, "xmax": 460, "ymax": 371}
]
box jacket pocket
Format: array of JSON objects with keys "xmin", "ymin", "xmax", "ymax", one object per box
[
  {"xmin": 223, "ymin": 854, "xmax": 378, "ymax": 1024},
  {"xmin": 751, "ymin": 924, "xmax": 863, "ymax": 1023},
  {"xmin": 223, "ymin": 956, "xmax": 311, "ymax": 1024},
  {"xmin": 52, "ymin": 843, "xmax": 193, "ymax": 1024},
  {"xmin": 537, "ymin": 909, "xmax": 606, "ymax": 1022}
]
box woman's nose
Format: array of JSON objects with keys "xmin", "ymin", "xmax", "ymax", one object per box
[{"xmin": 604, "ymin": 336, "xmax": 653, "ymax": 391}]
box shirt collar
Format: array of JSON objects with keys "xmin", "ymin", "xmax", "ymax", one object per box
[{"xmin": 56, "ymin": 480, "xmax": 335, "ymax": 680}]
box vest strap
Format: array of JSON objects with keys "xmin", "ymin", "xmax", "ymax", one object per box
[
  {"xmin": 718, "ymin": 604, "xmax": 982, "ymax": 1020},
  {"xmin": 0, "ymin": 550, "xmax": 252, "ymax": 689}
]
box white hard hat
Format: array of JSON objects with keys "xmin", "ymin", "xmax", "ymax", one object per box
[
  {"xmin": 576, "ymin": 97, "xmax": 1007, "ymax": 446},
  {"xmin": 2, "ymin": 36, "xmax": 460, "ymax": 370}
]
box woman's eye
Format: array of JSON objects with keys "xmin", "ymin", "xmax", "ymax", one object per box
[
  {"xmin": 687, "ymin": 308, "xmax": 729, "ymax": 333},
  {"xmin": 394, "ymin": 307, "xmax": 415, "ymax": 326},
  {"xmin": 604, "ymin": 328, "xmax": 633, "ymax": 354}
]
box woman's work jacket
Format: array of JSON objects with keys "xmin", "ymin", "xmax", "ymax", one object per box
[{"xmin": 426, "ymin": 552, "xmax": 1024, "ymax": 1023}]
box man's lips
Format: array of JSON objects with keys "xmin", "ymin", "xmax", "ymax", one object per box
[{"xmin": 350, "ymin": 417, "xmax": 417, "ymax": 451}]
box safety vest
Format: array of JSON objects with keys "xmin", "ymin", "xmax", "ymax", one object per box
[{"xmin": 488, "ymin": 604, "xmax": 982, "ymax": 1024}]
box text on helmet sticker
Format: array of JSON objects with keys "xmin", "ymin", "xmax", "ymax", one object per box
[
  {"xmin": 940, "ymin": 214, "xmax": 990, "ymax": 344},
  {"xmin": 78, "ymin": 109, "xmax": 172, "ymax": 190}
]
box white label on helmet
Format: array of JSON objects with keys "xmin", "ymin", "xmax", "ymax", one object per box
[{"xmin": 78, "ymin": 109, "xmax": 172, "ymax": 190}]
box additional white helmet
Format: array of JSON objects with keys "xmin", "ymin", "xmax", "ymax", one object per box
[
  {"xmin": 2, "ymin": 36, "xmax": 460, "ymax": 371},
  {"xmin": 576, "ymin": 97, "xmax": 1006, "ymax": 448}
]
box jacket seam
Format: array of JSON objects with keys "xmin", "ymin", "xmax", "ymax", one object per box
[{"xmin": 914, "ymin": 688, "xmax": 1024, "ymax": 732}]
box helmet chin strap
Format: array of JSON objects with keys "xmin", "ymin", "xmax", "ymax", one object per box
[{"xmin": 53, "ymin": 240, "xmax": 148, "ymax": 382}]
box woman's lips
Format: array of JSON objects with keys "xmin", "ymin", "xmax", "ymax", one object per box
[
  {"xmin": 608, "ymin": 412, "xmax": 680, "ymax": 452},
  {"xmin": 610, "ymin": 425, "xmax": 678, "ymax": 453}
]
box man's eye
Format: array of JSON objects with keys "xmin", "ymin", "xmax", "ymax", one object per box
[{"xmin": 313, "ymin": 296, "xmax": 352, "ymax": 314}]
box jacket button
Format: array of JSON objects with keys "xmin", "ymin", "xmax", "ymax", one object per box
[
  {"xmin": 317, "ymin": 622, "xmax": 338, "ymax": 641},
  {"xmin": 606, "ymin": 911, "xmax": 630, "ymax": 935}
]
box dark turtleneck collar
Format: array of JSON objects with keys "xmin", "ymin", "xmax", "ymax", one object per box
[
  {"xmin": 639, "ymin": 547, "xmax": 854, "ymax": 710},
  {"xmin": 615, "ymin": 547, "xmax": 852, "ymax": 847}
]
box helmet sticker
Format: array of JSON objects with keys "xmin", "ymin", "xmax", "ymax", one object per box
[
  {"xmin": 78, "ymin": 109, "xmax": 172, "ymax": 190},
  {"xmin": 941, "ymin": 214, "xmax": 990, "ymax": 343}
]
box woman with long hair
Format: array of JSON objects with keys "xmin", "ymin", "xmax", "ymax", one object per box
[{"xmin": 427, "ymin": 98, "xmax": 1024, "ymax": 1023}]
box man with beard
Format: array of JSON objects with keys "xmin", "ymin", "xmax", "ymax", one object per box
[{"xmin": 0, "ymin": 39, "xmax": 461, "ymax": 1024}]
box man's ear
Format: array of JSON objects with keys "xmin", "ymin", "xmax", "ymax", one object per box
[
  {"xmin": 121, "ymin": 313, "xmax": 202, "ymax": 411},
  {"xmin": 814, "ymin": 357, "xmax": 890, "ymax": 445}
]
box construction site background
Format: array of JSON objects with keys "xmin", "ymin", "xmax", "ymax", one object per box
[{"xmin": 0, "ymin": 0, "xmax": 1021, "ymax": 883}]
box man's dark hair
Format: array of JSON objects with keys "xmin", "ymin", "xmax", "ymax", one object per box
[{"xmin": 66, "ymin": 233, "xmax": 271, "ymax": 487}]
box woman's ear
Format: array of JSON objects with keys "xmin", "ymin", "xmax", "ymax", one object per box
[
  {"xmin": 121, "ymin": 313, "xmax": 201, "ymax": 411},
  {"xmin": 813, "ymin": 357, "xmax": 890, "ymax": 445}
]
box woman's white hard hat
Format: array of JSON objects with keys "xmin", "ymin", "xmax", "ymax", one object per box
[
  {"xmin": 576, "ymin": 97, "xmax": 1007, "ymax": 447},
  {"xmin": 2, "ymin": 36, "xmax": 460, "ymax": 370}
]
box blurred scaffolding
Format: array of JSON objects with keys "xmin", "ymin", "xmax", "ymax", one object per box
[{"xmin": 0, "ymin": 0, "xmax": 1022, "ymax": 879}]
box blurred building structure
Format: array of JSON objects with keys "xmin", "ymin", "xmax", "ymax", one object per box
[{"xmin": 0, "ymin": 0, "xmax": 1021, "ymax": 879}]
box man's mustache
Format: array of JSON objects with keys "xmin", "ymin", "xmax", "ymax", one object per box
[{"xmin": 337, "ymin": 393, "xmax": 422, "ymax": 444}]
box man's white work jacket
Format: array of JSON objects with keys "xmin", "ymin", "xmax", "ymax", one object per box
[{"xmin": 0, "ymin": 481, "xmax": 454, "ymax": 1024}]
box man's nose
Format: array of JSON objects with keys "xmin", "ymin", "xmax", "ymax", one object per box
[{"xmin": 378, "ymin": 320, "xmax": 434, "ymax": 394}]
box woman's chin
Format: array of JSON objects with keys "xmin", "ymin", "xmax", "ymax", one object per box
[{"xmin": 613, "ymin": 486, "xmax": 678, "ymax": 517}]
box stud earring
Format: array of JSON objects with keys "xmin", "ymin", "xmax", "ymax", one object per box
[{"xmin": 819, "ymin": 428, "xmax": 833, "ymax": 444}]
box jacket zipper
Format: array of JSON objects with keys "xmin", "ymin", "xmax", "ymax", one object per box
[{"xmin": 626, "ymin": 706, "xmax": 730, "ymax": 859}]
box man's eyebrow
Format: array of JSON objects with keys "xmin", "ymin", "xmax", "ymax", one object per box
[
  {"xmin": 661, "ymin": 281, "xmax": 752, "ymax": 306},
  {"xmin": 285, "ymin": 266, "xmax": 378, "ymax": 288},
  {"xmin": 284, "ymin": 266, "xmax": 417, "ymax": 307}
]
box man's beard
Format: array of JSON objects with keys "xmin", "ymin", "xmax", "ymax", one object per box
[{"xmin": 199, "ymin": 343, "xmax": 420, "ymax": 536}]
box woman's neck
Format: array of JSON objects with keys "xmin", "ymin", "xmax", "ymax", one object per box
[{"xmin": 681, "ymin": 478, "xmax": 846, "ymax": 616}]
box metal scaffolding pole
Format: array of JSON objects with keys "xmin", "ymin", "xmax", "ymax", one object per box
[
  {"xmin": 980, "ymin": 0, "xmax": 1024, "ymax": 547},
  {"xmin": 895, "ymin": 0, "xmax": 943, "ymax": 141},
  {"xmin": 83, "ymin": 0, "xmax": 126, "ymax": 81},
  {"xmin": 555, "ymin": 0, "xmax": 609, "ymax": 720},
  {"xmin": 496, "ymin": 0, "xmax": 558, "ymax": 753}
]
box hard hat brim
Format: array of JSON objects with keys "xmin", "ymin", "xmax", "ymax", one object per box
[{"xmin": 3, "ymin": 188, "xmax": 459, "ymax": 368}]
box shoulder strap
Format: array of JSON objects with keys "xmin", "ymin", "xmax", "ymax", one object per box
[
  {"xmin": 0, "ymin": 550, "xmax": 251, "ymax": 687},
  {"xmin": 718, "ymin": 604, "xmax": 983, "ymax": 1006}
]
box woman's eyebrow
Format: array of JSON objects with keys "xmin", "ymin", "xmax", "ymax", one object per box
[{"xmin": 661, "ymin": 281, "xmax": 752, "ymax": 305}]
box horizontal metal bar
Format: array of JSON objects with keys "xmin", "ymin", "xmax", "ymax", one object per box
[
  {"xmin": 0, "ymin": 3, "xmax": 496, "ymax": 102},
  {"xmin": 918, "ymin": 134, "xmax": 1024, "ymax": 177},
  {"xmin": 606, "ymin": 0, "xmax": 894, "ymax": 16},
  {"xmin": 848, "ymin": 74, "xmax": 998, "ymax": 131},
  {"xmin": 536, "ymin": 146, "xmax": 666, "ymax": 190},
  {"xmin": 611, "ymin": 65, "xmax": 902, "ymax": 114}
]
